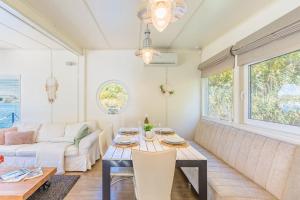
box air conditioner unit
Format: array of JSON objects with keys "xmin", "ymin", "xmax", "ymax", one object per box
[{"xmin": 145, "ymin": 52, "xmax": 178, "ymax": 67}]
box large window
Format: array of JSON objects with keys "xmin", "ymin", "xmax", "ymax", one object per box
[
  {"xmin": 202, "ymin": 70, "xmax": 233, "ymax": 121},
  {"xmin": 248, "ymin": 50, "xmax": 300, "ymax": 127},
  {"xmin": 0, "ymin": 76, "xmax": 21, "ymax": 128}
]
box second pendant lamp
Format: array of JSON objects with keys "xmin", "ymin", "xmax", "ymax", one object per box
[{"xmin": 135, "ymin": 25, "xmax": 160, "ymax": 64}]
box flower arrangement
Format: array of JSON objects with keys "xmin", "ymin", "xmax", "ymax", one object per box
[{"xmin": 144, "ymin": 124, "xmax": 154, "ymax": 132}]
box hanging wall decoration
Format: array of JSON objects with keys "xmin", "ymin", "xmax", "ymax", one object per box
[{"xmin": 45, "ymin": 50, "xmax": 59, "ymax": 104}]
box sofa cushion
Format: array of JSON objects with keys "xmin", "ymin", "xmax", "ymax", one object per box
[
  {"xmin": 0, "ymin": 127, "xmax": 18, "ymax": 145},
  {"xmin": 183, "ymin": 141, "xmax": 277, "ymax": 200},
  {"xmin": 74, "ymin": 125, "xmax": 90, "ymax": 147},
  {"xmin": 82, "ymin": 121, "xmax": 98, "ymax": 133},
  {"xmin": 37, "ymin": 123, "xmax": 66, "ymax": 142},
  {"xmin": 13, "ymin": 122, "xmax": 41, "ymax": 142},
  {"xmin": 0, "ymin": 144, "xmax": 27, "ymax": 156},
  {"xmin": 15, "ymin": 142, "xmax": 79, "ymax": 157},
  {"xmin": 0, "ymin": 132, "xmax": 3, "ymax": 145},
  {"xmin": 15, "ymin": 143, "xmax": 40, "ymax": 157},
  {"xmin": 5, "ymin": 131, "xmax": 34, "ymax": 145},
  {"xmin": 64, "ymin": 123, "xmax": 87, "ymax": 143}
]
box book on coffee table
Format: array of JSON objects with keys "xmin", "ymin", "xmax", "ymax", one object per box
[
  {"xmin": 0, "ymin": 167, "xmax": 44, "ymax": 183},
  {"xmin": 24, "ymin": 168, "xmax": 44, "ymax": 180},
  {"xmin": 0, "ymin": 168, "xmax": 31, "ymax": 183}
]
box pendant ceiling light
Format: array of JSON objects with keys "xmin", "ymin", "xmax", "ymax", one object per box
[
  {"xmin": 45, "ymin": 50, "xmax": 59, "ymax": 104},
  {"xmin": 138, "ymin": 0, "xmax": 187, "ymax": 32},
  {"xmin": 135, "ymin": 25, "xmax": 160, "ymax": 64}
]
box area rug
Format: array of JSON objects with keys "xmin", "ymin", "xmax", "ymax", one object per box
[{"xmin": 28, "ymin": 175, "xmax": 80, "ymax": 200}]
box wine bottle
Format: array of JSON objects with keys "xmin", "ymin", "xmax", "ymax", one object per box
[{"xmin": 144, "ymin": 115, "xmax": 149, "ymax": 124}]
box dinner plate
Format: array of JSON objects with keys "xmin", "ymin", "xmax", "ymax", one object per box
[
  {"xmin": 118, "ymin": 128, "xmax": 139, "ymax": 135},
  {"xmin": 153, "ymin": 128, "xmax": 175, "ymax": 134},
  {"xmin": 114, "ymin": 136, "xmax": 137, "ymax": 145},
  {"xmin": 163, "ymin": 136, "xmax": 186, "ymax": 145}
]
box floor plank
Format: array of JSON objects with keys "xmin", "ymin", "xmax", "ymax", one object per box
[{"xmin": 65, "ymin": 160, "xmax": 198, "ymax": 200}]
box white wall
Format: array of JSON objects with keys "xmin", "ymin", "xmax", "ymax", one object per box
[
  {"xmin": 86, "ymin": 50, "xmax": 201, "ymax": 139},
  {"xmin": 0, "ymin": 50, "xmax": 81, "ymax": 123},
  {"xmin": 0, "ymin": 49, "xmax": 201, "ymax": 139},
  {"xmin": 201, "ymin": 0, "xmax": 300, "ymax": 61}
]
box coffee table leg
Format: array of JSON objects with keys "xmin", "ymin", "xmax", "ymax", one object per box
[
  {"xmin": 102, "ymin": 160, "xmax": 111, "ymax": 200},
  {"xmin": 198, "ymin": 161, "xmax": 207, "ymax": 200},
  {"xmin": 42, "ymin": 181, "xmax": 51, "ymax": 191}
]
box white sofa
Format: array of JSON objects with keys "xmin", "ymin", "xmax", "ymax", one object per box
[
  {"xmin": 182, "ymin": 119, "xmax": 300, "ymax": 200},
  {"xmin": 0, "ymin": 121, "xmax": 104, "ymax": 173}
]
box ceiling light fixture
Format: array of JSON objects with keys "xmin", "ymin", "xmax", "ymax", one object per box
[
  {"xmin": 138, "ymin": 0, "xmax": 187, "ymax": 32},
  {"xmin": 136, "ymin": 25, "xmax": 160, "ymax": 64}
]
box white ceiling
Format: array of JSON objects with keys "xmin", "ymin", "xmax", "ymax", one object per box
[
  {"xmin": 0, "ymin": 4, "xmax": 65, "ymax": 50},
  {"xmin": 1, "ymin": 0, "xmax": 277, "ymax": 50},
  {"xmin": 24, "ymin": 0, "xmax": 276, "ymax": 50}
]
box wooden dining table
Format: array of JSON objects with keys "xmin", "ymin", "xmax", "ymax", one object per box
[{"xmin": 102, "ymin": 130, "xmax": 207, "ymax": 200}]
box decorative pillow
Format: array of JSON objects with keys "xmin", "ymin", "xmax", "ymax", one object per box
[
  {"xmin": 37, "ymin": 123, "xmax": 66, "ymax": 142},
  {"xmin": 5, "ymin": 131, "xmax": 34, "ymax": 145},
  {"xmin": 84, "ymin": 121, "xmax": 98, "ymax": 133},
  {"xmin": 0, "ymin": 132, "xmax": 4, "ymax": 145},
  {"xmin": 64, "ymin": 123, "xmax": 88, "ymax": 143},
  {"xmin": 0, "ymin": 127, "xmax": 18, "ymax": 145},
  {"xmin": 13, "ymin": 122, "xmax": 41, "ymax": 142},
  {"xmin": 74, "ymin": 125, "xmax": 90, "ymax": 147}
]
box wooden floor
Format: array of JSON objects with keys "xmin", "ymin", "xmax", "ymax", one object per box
[{"xmin": 65, "ymin": 160, "xmax": 198, "ymax": 200}]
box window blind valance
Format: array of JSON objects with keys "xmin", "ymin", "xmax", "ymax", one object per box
[
  {"xmin": 199, "ymin": 47, "xmax": 234, "ymax": 77},
  {"xmin": 232, "ymin": 7, "xmax": 300, "ymax": 66}
]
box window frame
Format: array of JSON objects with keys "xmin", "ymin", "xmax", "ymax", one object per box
[
  {"xmin": 0, "ymin": 75, "xmax": 21, "ymax": 127},
  {"xmin": 96, "ymin": 80, "xmax": 129, "ymax": 115},
  {"xmin": 201, "ymin": 69, "xmax": 234, "ymax": 122},
  {"xmin": 243, "ymin": 57, "xmax": 300, "ymax": 135}
]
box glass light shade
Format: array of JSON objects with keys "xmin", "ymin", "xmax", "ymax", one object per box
[
  {"xmin": 142, "ymin": 49, "xmax": 154, "ymax": 64},
  {"xmin": 151, "ymin": 0, "xmax": 172, "ymax": 32}
]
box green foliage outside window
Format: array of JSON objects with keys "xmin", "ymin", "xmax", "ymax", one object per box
[
  {"xmin": 97, "ymin": 81, "xmax": 128, "ymax": 114},
  {"xmin": 208, "ymin": 70, "xmax": 233, "ymax": 120},
  {"xmin": 250, "ymin": 50, "xmax": 300, "ymax": 126}
]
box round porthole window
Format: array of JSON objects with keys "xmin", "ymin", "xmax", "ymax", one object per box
[{"xmin": 96, "ymin": 81, "xmax": 129, "ymax": 114}]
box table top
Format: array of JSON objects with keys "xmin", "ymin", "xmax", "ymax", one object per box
[
  {"xmin": 103, "ymin": 132, "xmax": 206, "ymax": 161},
  {"xmin": 0, "ymin": 167, "xmax": 56, "ymax": 200}
]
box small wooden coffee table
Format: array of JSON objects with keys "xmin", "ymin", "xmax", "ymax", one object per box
[{"xmin": 0, "ymin": 167, "xmax": 56, "ymax": 200}]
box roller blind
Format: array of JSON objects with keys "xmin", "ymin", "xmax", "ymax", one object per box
[
  {"xmin": 199, "ymin": 47, "xmax": 234, "ymax": 77},
  {"xmin": 232, "ymin": 7, "xmax": 300, "ymax": 66}
]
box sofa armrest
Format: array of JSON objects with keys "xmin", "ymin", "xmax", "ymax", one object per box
[{"xmin": 78, "ymin": 130, "xmax": 100, "ymax": 152}]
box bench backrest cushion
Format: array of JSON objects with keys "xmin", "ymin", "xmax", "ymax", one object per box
[{"xmin": 194, "ymin": 119, "xmax": 300, "ymax": 200}]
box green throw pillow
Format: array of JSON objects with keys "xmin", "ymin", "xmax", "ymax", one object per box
[{"xmin": 74, "ymin": 125, "xmax": 90, "ymax": 147}]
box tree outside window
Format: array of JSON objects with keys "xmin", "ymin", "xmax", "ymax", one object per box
[{"xmin": 97, "ymin": 81, "xmax": 128, "ymax": 114}]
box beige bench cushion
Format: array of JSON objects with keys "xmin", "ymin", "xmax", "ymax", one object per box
[
  {"xmin": 183, "ymin": 141, "xmax": 277, "ymax": 200},
  {"xmin": 194, "ymin": 120, "xmax": 298, "ymax": 200}
]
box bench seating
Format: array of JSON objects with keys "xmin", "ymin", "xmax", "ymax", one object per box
[{"xmin": 182, "ymin": 119, "xmax": 300, "ymax": 200}]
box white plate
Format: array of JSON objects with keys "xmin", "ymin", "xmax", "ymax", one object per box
[
  {"xmin": 114, "ymin": 136, "xmax": 137, "ymax": 145},
  {"xmin": 119, "ymin": 128, "xmax": 139, "ymax": 134},
  {"xmin": 153, "ymin": 128, "xmax": 175, "ymax": 134},
  {"xmin": 163, "ymin": 136, "xmax": 185, "ymax": 144}
]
